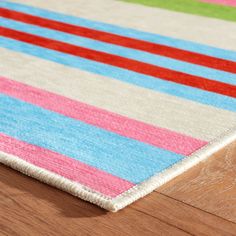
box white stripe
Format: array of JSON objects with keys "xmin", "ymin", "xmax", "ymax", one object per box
[
  {"xmin": 1, "ymin": 47, "xmax": 235, "ymax": 141},
  {"xmin": 11, "ymin": 0, "xmax": 236, "ymax": 51}
]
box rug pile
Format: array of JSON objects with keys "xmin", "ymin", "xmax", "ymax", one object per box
[{"xmin": 0, "ymin": 0, "xmax": 235, "ymax": 211}]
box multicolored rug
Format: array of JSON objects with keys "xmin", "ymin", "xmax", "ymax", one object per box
[{"xmin": 0, "ymin": 0, "xmax": 235, "ymax": 212}]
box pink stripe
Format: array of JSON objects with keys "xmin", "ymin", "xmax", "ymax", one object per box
[
  {"xmin": 0, "ymin": 76, "xmax": 207, "ymax": 155},
  {"xmin": 200, "ymin": 0, "xmax": 236, "ymax": 7},
  {"xmin": 0, "ymin": 132, "xmax": 134, "ymax": 197}
]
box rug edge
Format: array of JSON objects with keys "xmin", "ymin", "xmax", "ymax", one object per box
[
  {"xmin": 111, "ymin": 125, "xmax": 236, "ymax": 211},
  {"xmin": 0, "ymin": 152, "xmax": 117, "ymax": 211},
  {"xmin": 0, "ymin": 126, "xmax": 235, "ymax": 212}
]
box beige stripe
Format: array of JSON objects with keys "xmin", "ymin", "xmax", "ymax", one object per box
[
  {"xmin": 1, "ymin": 47, "xmax": 235, "ymax": 141},
  {"xmin": 11, "ymin": 0, "xmax": 236, "ymax": 51}
]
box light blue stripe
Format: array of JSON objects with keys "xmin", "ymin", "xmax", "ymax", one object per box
[
  {"xmin": 0, "ymin": 36, "xmax": 235, "ymax": 112},
  {"xmin": 1, "ymin": 17, "xmax": 236, "ymax": 86},
  {"xmin": 1, "ymin": 0, "xmax": 236, "ymax": 62},
  {"xmin": 0, "ymin": 93, "xmax": 184, "ymax": 183}
]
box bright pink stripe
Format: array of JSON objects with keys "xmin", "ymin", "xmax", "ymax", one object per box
[
  {"xmin": 0, "ymin": 76, "xmax": 207, "ymax": 155},
  {"xmin": 0, "ymin": 132, "xmax": 134, "ymax": 197},
  {"xmin": 200, "ymin": 0, "xmax": 236, "ymax": 7}
]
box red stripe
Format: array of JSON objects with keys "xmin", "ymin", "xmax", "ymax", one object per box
[
  {"xmin": 0, "ymin": 7, "xmax": 236, "ymax": 74},
  {"xmin": 1, "ymin": 26, "xmax": 236, "ymax": 98}
]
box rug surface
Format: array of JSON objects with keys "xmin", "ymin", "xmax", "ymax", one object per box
[{"xmin": 0, "ymin": 0, "xmax": 236, "ymax": 211}]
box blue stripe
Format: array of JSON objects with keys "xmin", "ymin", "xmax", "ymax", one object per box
[
  {"xmin": 1, "ymin": 0, "xmax": 236, "ymax": 62},
  {"xmin": 0, "ymin": 93, "xmax": 184, "ymax": 183},
  {"xmin": 0, "ymin": 36, "xmax": 235, "ymax": 112},
  {"xmin": 1, "ymin": 17, "xmax": 236, "ymax": 86}
]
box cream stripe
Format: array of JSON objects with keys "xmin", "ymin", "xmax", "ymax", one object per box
[
  {"xmin": 11, "ymin": 0, "xmax": 236, "ymax": 51},
  {"xmin": 0, "ymin": 47, "xmax": 235, "ymax": 141}
]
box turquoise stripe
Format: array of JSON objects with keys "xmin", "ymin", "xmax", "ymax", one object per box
[
  {"xmin": 0, "ymin": 93, "xmax": 184, "ymax": 183},
  {"xmin": 1, "ymin": 0, "xmax": 236, "ymax": 62},
  {"xmin": 1, "ymin": 17, "xmax": 235, "ymax": 86},
  {"xmin": 0, "ymin": 36, "xmax": 235, "ymax": 112}
]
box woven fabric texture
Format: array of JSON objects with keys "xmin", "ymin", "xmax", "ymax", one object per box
[{"xmin": 0, "ymin": 0, "xmax": 235, "ymax": 211}]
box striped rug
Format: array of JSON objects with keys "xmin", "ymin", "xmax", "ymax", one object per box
[{"xmin": 0, "ymin": 0, "xmax": 235, "ymax": 211}]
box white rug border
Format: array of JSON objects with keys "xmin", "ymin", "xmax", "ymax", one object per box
[
  {"xmin": 111, "ymin": 126, "xmax": 236, "ymax": 211},
  {"xmin": 0, "ymin": 126, "xmax": 236, "ymax": 212}
]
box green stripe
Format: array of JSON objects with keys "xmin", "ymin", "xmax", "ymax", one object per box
[{"xmin": 122, "ymin": 0, "xmax": 236, "ymax": 22}]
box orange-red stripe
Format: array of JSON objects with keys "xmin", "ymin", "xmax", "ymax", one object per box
[
  {"xmin": 0, "ymin": 7, "xmax": 236, "ymax": 74},
  {"xmin": 0, "ymin": 26, "xmax": 236, "ymax": 98}
]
